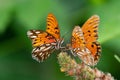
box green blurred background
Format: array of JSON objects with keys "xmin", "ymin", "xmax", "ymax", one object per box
[{"xmin": 0, "ymin": 0, "xmax": 120, "ymax": 80}]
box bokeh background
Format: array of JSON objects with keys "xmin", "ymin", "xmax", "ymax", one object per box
[{"xmin": 0, "ymin": 0, "xmax": 120, "ymax": 80}]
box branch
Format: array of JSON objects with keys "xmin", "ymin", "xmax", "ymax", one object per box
[{"xmin": 58, "ymin": 52, "xmax": 115, "ymax": 80}]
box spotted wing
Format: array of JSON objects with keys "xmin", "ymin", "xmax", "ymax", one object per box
[
  {"xmin": 32, "ymin": 44, "xmax": 55, "ymax": 62},
  {"xmin": 72, "ymin": 26, "xmax": 85, "ymax": 49},
  {"xmin": 27, "ymin": 30, "xmax": 57, "ymax": 62},
  {"xmin": 82, "ymin": 15, "xmax": 101, "ymax": 65},
  {"xmin": 27, "ymin": 30, "xmax": 56, "ymax": 47},
  {"xmin": 71, "ymin": 26, "xmax": 85, "ymax": 55},
  {"xmin": 85, "ymin": 42, "xmax": 101, "ymax": 64},
  {"xmin": 82, "ymin": 15, "xmax": 99, "ymax": 42},
  {"xmin": 46, "ymin": 13, "xmax": 60, "ymax": 40},
  {"xmin": 71, "ymin": 26, "xmax": 93, "ymax": 65}
]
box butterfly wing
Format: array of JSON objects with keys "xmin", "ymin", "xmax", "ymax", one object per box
[
  {"xmin": 27, "ymin": 30, "xmax": 57, "ymax": 62},
  {"xmin": 72, "ymin": 26, "xmax": 85, "ymax": 49},
  {"xmin": 82, "ymin": 15, "xmax": 101, "ymax": 65},
  {"xmin": 85, "ymin": 42, "xmax": 101, "ymax": 63},
  {"xmin": 82, "ymin": 15, "xmax": 99, "ymax": 42},
  {"xmin": 32, "ymin": 45, "xmax": 55, "ymax": 62},
  {"xmin": 71, "ymin": 26, "xmax": 86, "ymax": 57},
  {"xmin": 46, "ymin": 13, "xmax": 60, "ymax": 40},
  {"xmin": 27, "ymin": 30, "xmax": 56, "ymax": 47},
  {"xmin": 71, "ymin": 26, "xmax": 95, "ymax": 65},
  {"xmin": 27, "ymin": 13, "xmax": 62, "ymax": 62}
]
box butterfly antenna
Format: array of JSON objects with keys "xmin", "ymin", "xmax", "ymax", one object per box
[{"xmin": 61, "ymin": 31, "xmax": 71, "ymax": 51}]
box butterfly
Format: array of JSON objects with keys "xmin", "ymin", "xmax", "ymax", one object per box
[
  {"xmin": 27, "ymin": 13, "xmax": 63, "ymax": 62},
  {"xmin": 70, "ymin": 15, "xmax": 101, "ymax": 66}
]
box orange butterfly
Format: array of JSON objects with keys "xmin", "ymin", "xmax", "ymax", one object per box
[
  {"xmin": 70, "ymin": 15, "xmax": 101, "ymax": 66},
  {"xmin": 27, "ymin": 13, "xmax": 63, "ymax": 62}
]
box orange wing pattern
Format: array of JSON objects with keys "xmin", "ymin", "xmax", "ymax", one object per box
[
  {"xmin": 27, "ymin": 30, "xmax": 57, "ymax": 62},
  {"xmin": 72, "ymin": 26, "xmax": 85, "ymax": 49},
  {"xmin": 27, "ymin": 13, "xmax": 101, "ymax": 65},
  {"xmin": 27, "ymin": 30, "xmax": 56, "ymax": 47},
  {"xmin": 46, "ymin": 13, "xmax": 60, "ymax": 40},
  {"xmin": 71, "ymin": 26, "xmax": 95, "ymax": 65},
  {"xmin": 71, "ymin": 15, "xmax": 101, "ymax": 66},
  {"xmin": 27, "ymin": 13, "xmax": 62, "ymax": 62},
  {"xmin": 82, "ymin": 15, "xmax": 99, "ymax": 42},
  {"xmin": 85, "ymin": 42, "xmax": 101, "ymax": 63},
  {"xmin": 82, "ymin": 15, "xmax": 101, "ymax": 65}
]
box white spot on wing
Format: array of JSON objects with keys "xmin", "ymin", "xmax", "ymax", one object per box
[
  {"xmin": 32, "ymin": 54, "xmax": 40, "ymax": 63},
  {"xmin": 46, "ymin": 44, "xmax": 50, "ymax": 46},
  {"xmin": 27, "ymin": 31, "xmax": 33, "ymax": 36},
  {"xmin": 45, "ymin": 52, "xmax": 48, "ymax": 59},
  {"xmin": 73, "ymin": 48, "xmax": 77, "ymax": 52},
  {"xmin": 47, "ymin": 53, "xmax": 50, "ymax": 57},
  {"xmin": 40, "ymin": 46, "xmax": 46, "ymax": 51},
  {"xmin": 39, "ymin": 52, "xmax": 43, "ymax": 56},
  {"xmin": 41, "ymin": 54, "xmax": 44, "ymax": 57},
  {"xmin": 77, "ymin": 52, "xmax": 84, "ymax": 56},
  {"xmin": 51, "ymin": 42, "xmax": 57, "ymax": 45},
  {"xmin": 42, "ymin": 46, "xmax": 52, "ymax": 51},
  {"xmin": 79, "ymin": 33, "xmax": 83, "ymax": 37},
  {"xmin": 33, "ymin": 48, "xmax": 40, "ymax": 52},
  {"xmin": 84, "ymin": 48, "xmax": 91, "ymax": 54},
  {"xmin": 77, "ymin": 48, "xmax": 80, "ymax": 50},
  {"xmin": 35, "ymin": 31, "xmax": 40, "ymax": 34},
  {"xmin": 31, "ymin": 36, "xmax": 37, "ymax": 38},
  {"xmin": 32, "ymin": 48, "xmax": 36, "ymax": 52}
]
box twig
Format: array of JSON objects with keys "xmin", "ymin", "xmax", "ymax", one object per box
[{"xmin": 58, "ymin": 52, "xmax": 115, "ymax": 80}]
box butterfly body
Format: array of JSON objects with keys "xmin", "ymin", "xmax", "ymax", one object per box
[
  {"xmin": 27, "ymin": 13, "xmax": 63, "ymax": 62},
  {"xmin": 71, "ymin": 15, "xmax": 101, "ymax": 66}
]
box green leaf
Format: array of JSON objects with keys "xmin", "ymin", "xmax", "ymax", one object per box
[{"xmin": 114, "ymin": 55, "xmax": 120, "ymax": 63}]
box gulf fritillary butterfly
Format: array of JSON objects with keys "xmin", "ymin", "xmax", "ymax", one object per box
[
  {"xmin": 27, "ymin": 13, "xmax": 63, "ymax": 62},
  {"xmin": 70, "ymin": 15, "xmax": 101, "ymax": 66}
]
